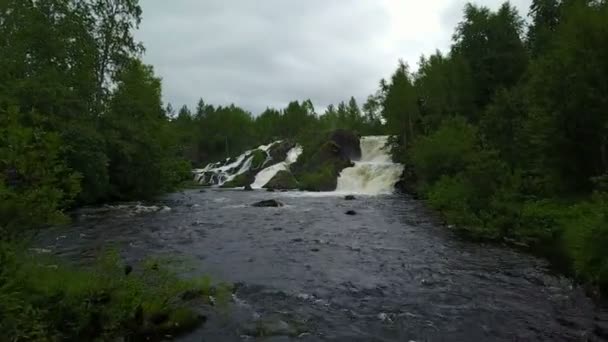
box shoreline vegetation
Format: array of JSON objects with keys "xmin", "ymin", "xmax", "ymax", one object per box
[{"xmin": 1, "ymin": 0, "xmax": 607, "ymax": 339}]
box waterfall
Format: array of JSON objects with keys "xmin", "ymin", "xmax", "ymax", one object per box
[
  {"xmin": 193, "ymin": 141, "xmax": 279, "ymax": 186},
  {"xmin": 251, "ymin": 145, "xmax": 302, "ymax": 189},
  {"xmin": 335, "ymin": 136, "xmax": 403, "ymax": 195}
]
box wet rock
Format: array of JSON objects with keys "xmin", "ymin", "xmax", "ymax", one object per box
[
  {"xmin": 199, "ymin": 189, "xmax": 206, "ymax": 193},
  {"xmin": 345, "ymin": 210, "xmax": 357, "ymax": 216},
  {"xmin": 243, "ymin": 184, "xmax": 253, "ymax": 191},
  {"xmin": 267, "ymin": 140, "xmax": 296, "ymax": 162},
  {"xmin": 124, "ymin": 264, "xmax": 133, "ymax": 275},
  {"xmin": 329, "ymin": 129, "xmax": 362, "ymax": 160},
  {"xmin": 344, "ymin": 195, "xmax": 356, "ymax": 200},
  {"xmin": 595, "ymin": 321, "xmax": 608, "ymax": 339},
  {"xmin": 252, "ymin": 199, "xmax": 284, "ymax": 207},
  {"xmin": 310, "ymin": 248, "xmax": 320, "ymax": 252},
  {"xmin": 267, "ymin": 188, "xmax": 276, "ymax": 192}
]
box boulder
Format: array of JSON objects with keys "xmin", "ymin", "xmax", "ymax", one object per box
[
  {"xmin": 329, "ymin": 129, "xmax": 361, "ymax": 160},
  {"xmin": 264, "ymin": 170, "xmax": 299, "ymax": 190},
  {"xmin": 252, "ymin": 199, "xmax": 284, "ymax": 207},
  {"xmin": 243, "ymin": 184, "xmax": 253, "ymax": 191},
  {"xmin": 291, "ymin": 130, "xmax": 359, "ymax": 192},
  {"xmin": 250, "ymin": 149, "xmax": 268, "ymax": 170},
  {"xmin": 268, "ymin": 141, "xmax": 297, "ymax": 165},
  {"xmin": 221, "ymin": 173, "xmax": 253, "ymax": 188}
]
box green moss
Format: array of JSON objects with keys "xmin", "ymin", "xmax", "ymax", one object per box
[
  {"xmin": 293, "ymin": 140, "xmax": 353, "ymax": 192},
  {"xmin": 221, "ymin": 173, "xmax": 251, "ymax": 188},
  {"xmin": 264, "ymin": 170, "xmax": 299, "ymax": 190},
  {"xmin": 250, "ymin": 149, "xmax": 267, "ymax": 170}
]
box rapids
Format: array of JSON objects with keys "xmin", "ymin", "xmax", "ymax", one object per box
[
  {"xmin": 336, "ymin": 136, "xmax": 403, "ymax": 195},
  {"xmin": 35, "ymin": 190, "xmax": 606, "ymax": 341}
]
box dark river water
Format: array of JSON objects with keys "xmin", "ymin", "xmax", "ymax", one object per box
[{"xmin": 36, "ymin": 189, "xmax": 607, "ymax": 341}]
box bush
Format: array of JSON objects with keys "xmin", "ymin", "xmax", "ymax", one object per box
[
  {"xmin": 411, "ymin": 116, "xmax": 478, "ymax": 185},
  {"xmin": 0, "ymin": 245, "xmax": 226, "ymax": 340},
  {"xmin": 561, "ymin": 194, "xmax": 608, "ymax": 291},
  {"xmin": 0, "ymin": 109, "xmax": 80, "ymax": 233}
]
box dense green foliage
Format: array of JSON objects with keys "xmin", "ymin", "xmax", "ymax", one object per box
[
  {"xmin": 0, "ymin": 245, "xmax": 226, "ymax": 340},
  {"xmin": 0, "ymin": 1, "xmax": 216, "ymax": 338},
  {"xmin": 172, "ymin": 97, "xmax": 383, "ymax": 168},
  {"xmin": 377, "ymin": 0, "xmax": 608, "ymax": 295}
]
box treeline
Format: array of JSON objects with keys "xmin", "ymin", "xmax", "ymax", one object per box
[
  {"xmin": 0, "ymin": 0, "xmax": 193, "ymax": 232},
  {"xmin": 0, "ymin": 0, "xmax": 385, "ymax": 233},
  {"xmin": 170, "ymin": 96, "xmax": 383, "ymax": 166},
  {"xmin": 374, "ymin": 0, "xmax": 608, "ymax": 294}
]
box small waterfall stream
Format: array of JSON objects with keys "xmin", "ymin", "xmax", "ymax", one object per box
[
  {"xmin": 251, "ymin": 146, "xmax": 302, "ymax": 189},
  {"xmin": 335, "ymin": 136, "xmax": 403, "ymax": 195}
]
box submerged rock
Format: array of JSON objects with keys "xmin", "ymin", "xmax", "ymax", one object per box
[
  {"xmin": 264, "ymin": 170, "xmax": 299, "ymax": 190},
  {"xmin": 344, "ymin": 195, "xmax": 356, "ymax": 200},
  {"xmin": 345, "ymin": 210, "xmax": 357, "ymax": 216},
  {"xmin": 252, "ymin": 199, "xmax": 284, "ymax": 207}
]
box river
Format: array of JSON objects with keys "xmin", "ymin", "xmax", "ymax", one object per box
[{"xmin": 35, "ymin": 189, "xmax": 607, "ymax": 341}]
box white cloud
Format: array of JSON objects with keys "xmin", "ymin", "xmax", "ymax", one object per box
[{"xmin": 135, "ymin": 0, "xmax": 532, "ymax": 114}]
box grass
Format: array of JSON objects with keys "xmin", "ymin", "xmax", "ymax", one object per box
[{"xmin": 0, "ymin": 244, "xmax": 231, "ymax": 341}]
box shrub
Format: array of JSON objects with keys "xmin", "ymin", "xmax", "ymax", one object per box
[
  {"xmin": 0, "ymin": 245, "xmax": 226, "ymax": 340},
  {"xmin": 410, "ymin": 116, "xmax": 478, "ymax": 185},
  {"xmin": 0, "ymin": 108, "xmax": 80, "ymax": 233}
]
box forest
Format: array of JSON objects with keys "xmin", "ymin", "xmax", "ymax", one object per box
[{"xmin": 1, "ymin": 0, "xmax": 607, "ymax": 339}]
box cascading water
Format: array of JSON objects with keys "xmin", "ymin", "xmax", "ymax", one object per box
[
  {"xmin": 335, "ymin": 136, "xmax": 403, "ymax": 195},
  {"xmin": 193, "ymin": 141, "xmax": 277, "ymax": 186},
  {"xmin": 251, "ymin": 145, "xmax": 302, "ymax": 189}
]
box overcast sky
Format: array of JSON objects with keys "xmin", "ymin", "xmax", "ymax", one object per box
[{"xmin": 135, "ymin": 0, "xmax": 532, "ymax": 115}]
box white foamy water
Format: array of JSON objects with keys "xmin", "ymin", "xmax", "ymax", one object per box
[
  {"xmin": 251, "ymin": 145, "xmax": 302, "ymax": 189},
  {"xmin": 335, "ymin": 136, "xmax": 403, "ymax": 195},
  {"xmin": 193, "ymin": 141, "xmax": 281, "ymax": 186}
]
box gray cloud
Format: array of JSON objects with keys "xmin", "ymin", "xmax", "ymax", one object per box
[{"xmin": 135, "ymin": 0, "xmax": 532, "ymax": 115}]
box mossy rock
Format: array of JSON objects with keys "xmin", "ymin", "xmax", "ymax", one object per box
[
  {"xmin": 264, "ymin": 170, "xmax": 299, "ymax": 190},
  {"xmin": 328, "ymin": 129, "xmax": 361, "ymax": 160},
  {"xmin": 298, "ymin": 163, "xmax": 346, "ymax": 191},
  {"xmin": 292, "ymin": 137, "xmax": 355, "ymax": 191},
  {"xmin": 268, "ymin": 141, "xmax": 296, "ymax": 164},
  {"xmin": 250, "ymin": 149, "xmax": 267, "ymax": 170},
  {"xmin": 221, "ymin": 173, "xmax": 253, "ymax": 188}
]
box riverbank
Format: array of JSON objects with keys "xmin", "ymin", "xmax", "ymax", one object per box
[
  {"xmin": 396, "ymin": 154, "xmax": 608, "ymax": 302},
  {"xmin": 0, "ymin": 242, "xmax": 229, "ymax": 340}
]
